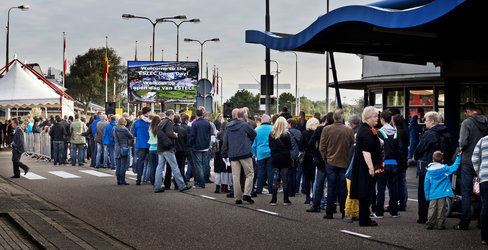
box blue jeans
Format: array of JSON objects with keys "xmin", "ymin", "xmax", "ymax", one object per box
[
  {"xmin": 257, "ymin": 157, "xmax": 273, "ymax": 193},
  {"xmin": 312, "ymin": 167, "xmax": 327, "ymax": 210},
  {"xmin": 398, "ymin": 168, "xmax": 408, "ymax": 210},
  {"xmin": 104, "ymin": 145, "xmax": 115, "ymax": 168},
  {"xmin": 296, "ymin": 165, "xmax": 303, "ymax": 193},
  {"xmin": 96, "ymin": 142, "xmax": 103, "ymax": 168},
  {"xmin": 272, "ymin": 168, "xmax": 289, "ymax": 192},
  {"xmin": 480, "ymin": 182, "xmax": 488, "ymax": 241},
  {"xmin": 52, "ymin": 141, "xmax": 64, "ymax": 165},
  {"xmin": 135, "ymin": 148, "xmax": 149, "ymax": 184},
  {"xmin": 460, "ymin": 163, "xmax": 476, "ymax": 228},
  {"xmin": 185, "ymin": 160, "xmax": 192, "ymax": 180},
  {"xmin": 326, "ymin": 164, "xmax": 347, "ymax": 215},
  {"xmin": 154, "ymin": 151, "xmax": 187, "ymax": 192},
  {"xmin": 376, "ymin": 164, "xmax": 399, "ymax": 216},
  {"xmin": 204, "ymin": 150, "xmax": 211, "ymax": 182},
  {"xmin": 148, "ymin": 150, "xmax": 158, "ymax": 184},
  {"xmin": 191, "ymin": 151, "xmax": 207, "ymax": 188},
  {"xmin": 70, "ymin": 143, "xmax": 84, "ymax": 165},
  {"xmin": 116, "ymin": 156, "xmax": 129, "ymax": 183}
]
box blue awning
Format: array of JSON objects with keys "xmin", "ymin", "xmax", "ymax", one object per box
[{"xmin": 246, "ymin": 0, "xmax": 486, "ymax": 65}]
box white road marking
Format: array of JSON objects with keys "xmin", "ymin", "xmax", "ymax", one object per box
[
  {"xmin": 340, "ymin": 230, "xmax": 372, "ymax": 239},
  {"xmin": 127, "ymin": 177, "xmax": 137, "ymax": 180},
  {"xmin": 48, "ymin": 171, "xmax": 81, "ymax": 179},
  {"xmin": 256, "ymin": 209, "xmax": 279, "ymax": 216},
  {"xmin": 79, "ymin": 170, "xmax": 113, "ymax": 177},
  {"xmin": 23, "ymin": 172, "xmax": 46, "ymax": 180},
  {"xmin": 408, "ymin": 198, "xmax": 418, "ymax": 202},
  {"xmin": 200, "ymin": 195, "xmax": 216, "ymax": 200},
  {"xmin": 125, "ymin": 171, "xmax": 137, "ymax": 176}
]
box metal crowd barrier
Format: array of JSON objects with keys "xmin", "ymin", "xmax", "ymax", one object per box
[{"xmin": 24, "ymin": 132, "xmax": 51, "ymax": 160}]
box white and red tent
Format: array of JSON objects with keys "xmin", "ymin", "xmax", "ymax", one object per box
[{"xmin": 0, "ymin": 59, "xmax": 75, "ymax": 117}]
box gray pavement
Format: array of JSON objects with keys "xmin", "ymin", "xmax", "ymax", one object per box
[{"xmin": 0, "ymin": 149, "xmax": 484, "ymax": 249}]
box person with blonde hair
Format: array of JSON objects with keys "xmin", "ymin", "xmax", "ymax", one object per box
[
  {"xmin": 299, "ymin": 117, "xmax": 319, "ymax": 204},
  {"xmin": 268, "ymin": 117, "xmax": 293, "ymax": 206},
  {"xmin": 350, "ymin": 106, "xmax": 381, "ymax": 226}
]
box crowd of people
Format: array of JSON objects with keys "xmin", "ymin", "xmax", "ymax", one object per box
[{"xmin": 3, "ymin": 101, "xmax": 488, "ymax": 244}]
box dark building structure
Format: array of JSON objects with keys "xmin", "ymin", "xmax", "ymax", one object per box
[{"xmin": 246, "ymin": 0, "xmax": 488, "ymax": 142}]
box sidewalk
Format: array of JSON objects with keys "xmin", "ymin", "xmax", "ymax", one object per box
[{"xmin": 0, "ymin": 154, "xmax": 134, "ymax": 250}]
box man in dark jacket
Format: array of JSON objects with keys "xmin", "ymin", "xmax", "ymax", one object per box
[
  {"xmin": 153, "ymin": 110, "xmax": 191, "ymax": 193},
  {"xmin": 456, "ymin": 102, "xmax": 488, "ymax": 230},
  {"xmin": 189, "ymin": 109, "xmax": 212, "ymax": 188},
  {"xmin": 49, "ymin": 116, "xmax": 67, "ymax": 166},
  {"xmin": 222, "ymin": 108, "xmax": 257, "ymax": 204},
  {"xmin": 180, "ymin": 113, "xmax": 195, "ymax": 181},
  {"xmin": 10, "ymin": 119, "xmax": 29, "ymax": 178}
]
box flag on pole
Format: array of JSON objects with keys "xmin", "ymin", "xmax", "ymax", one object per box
[
  {"xmin": 63, "ymin": 33, "xmax": 67, "ymax": 77},
  {"xmin": 63, "ymin": 32, "xmax": 67, "ymax": 90},
  {"xmin": 104, "ymin": 37, "xmax": 109, "ymax": 82},
  {"xmin": 216, "ymin": 68, "xmax": 219, "ymax": 95}
]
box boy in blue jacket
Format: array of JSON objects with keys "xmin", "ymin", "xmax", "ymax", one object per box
[{"xmin": 424, "ymin": 151, "xmax": 462, "ymax": 229}]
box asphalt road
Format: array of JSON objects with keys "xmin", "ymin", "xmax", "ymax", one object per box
[{"xmin": 0, "ymin": 150, "xmax": 483, "ymax": 249}]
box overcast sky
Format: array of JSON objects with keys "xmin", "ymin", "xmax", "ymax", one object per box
[{"xmin": 1, "ymin": 0, "xmax": 374, "ymax": 104}]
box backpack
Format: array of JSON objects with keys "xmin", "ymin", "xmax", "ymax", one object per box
[
  {"xmin": 437, "ymin": 131, "xmax": 455, "ymax": 165},
  {"xmin": 377, "ymin": 129, "xmax": 399, "ymax": 162}
]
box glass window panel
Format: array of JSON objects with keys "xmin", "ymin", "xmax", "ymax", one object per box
[
  {"xmin": 460, "ymin": 86, "xmax": 470, "ymax": 104},
  {"xmin": 437, "ymin": 89, "xmax": 445, "ymax": 107},
  {"xmin": 472, "ymin": 85, "xmax": 488, "ymax": 104},
  {"xmin": 408, "ymin": 107, "xmax": 433, "ymax": 122},
  {"xmin": 409, "ymin": 89, "xmax": 433, "ymax": 106},
  {"xmin": 438, "ymin": 108, "xmax": 445, "ymax": 123},
  {"xmin": 374, "ymin": 92, "xmax": 383, "ymax": 106},
  {"xmin": 385, "ymin": 89, "xmax": 404, "ymax": 106}
]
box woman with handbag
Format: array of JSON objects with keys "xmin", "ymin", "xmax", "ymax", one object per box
[
  {"xmin": 472, "ymin": 135, "xmax": 488, "ymax": 245},
  {"xmin": 114, "ymin": 118, "xmax": 133, "ymax": 185},
  {"xmin": 268, "ymin": 117, "xmax": 293, "ymax": 206}
]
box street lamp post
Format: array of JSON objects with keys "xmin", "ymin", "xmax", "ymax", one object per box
[
  {"xmin": 184, "ymin": 38, "xmax": 220, "ymax": 79},
  {"xmin": 161, "ymin": 18, "xmax": 200, "ymax": 61},
  {"xmin": 281, "ymin": 51, "xmax": 298, "ymax": 115},
  {"xmin": 6, "ymin": 5, "xmax": 30, "ymax": 72},
  {"xmin": 184, "ymin": 38, "xmax": 220, "ymax": 111},
  {"xmin": 270, "ymin": 60, "xmax": 279, "ymax": 113},
  {"xmin": 122, "ymin": 14, "xmax": 186, "ymax": 61}
]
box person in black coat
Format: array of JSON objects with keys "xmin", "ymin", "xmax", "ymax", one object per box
[
  {"xmin": 393, "ymin": 114, "xmax": 410, "ymax": 211},
  {"xmin": 298, "ymin": 117, "xmax": 320, "ymax": 204},
  {"xmin": 350, "ymin": 106, "xmax": 381, "ymax": 227},
  {"xmin": 49, "ymin": 116, "xmax": 67, "ymax": 166},
  {"xmin": 268, "ymin": 117, "xmax": 293, "ymax": 206},
  {"xmin": 10, "ymin": 118, "xmax": 29, "ymax": 178}
]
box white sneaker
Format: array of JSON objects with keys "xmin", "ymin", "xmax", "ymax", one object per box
[
  {"xmin": 391, "ymin": 214, "xmax": 400, "ymax": 218},
  {"xmin": 370, "ymin": 213, "xmax": 384, "ymax": 219}
]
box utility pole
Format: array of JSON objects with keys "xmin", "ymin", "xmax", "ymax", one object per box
[{"xmin": 265, "ymin": 0, "xmax": 271, "ymax": 115}]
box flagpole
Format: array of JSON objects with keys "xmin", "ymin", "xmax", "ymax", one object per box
[
  {"xmin": 135, "ymin": 40, "xmax": 138, "ymax": 61},
  {"xmin": 63, "ymin": 32, "xmax": 66, "ymax": 90},
  {"xmin": 105, "ymin": 36, "xmax": 108, "ymax": 103}
]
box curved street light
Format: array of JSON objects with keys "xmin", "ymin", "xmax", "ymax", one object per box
[
  {"xmin": 122, "ymin": 14, "xmax": 186, "ymax": 61},
  {"xmin": 184, "ymin": 38, "xmax": 220, "ymax": 79},
  {"xmin": 6, "ymin": 5, "xmax": 30, "ymax": 71},
  {"xmin": 161, "ymin": 18, "xmax": 200, "ymax": 61}
]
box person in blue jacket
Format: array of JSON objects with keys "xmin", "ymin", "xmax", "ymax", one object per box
[
  {"xmin": 408, "ymin": 115, "xmax": 421, "ymax": 165},
  {"xmin": 424, "ymin": 151, "xmax": 462, "ymax": 230},
  {"xmin": 132, "ymin": 107, "xmax": 152, "ymax": 185},
  {"xmin": 103, "ymin": 116, "xmax": 117, "ymax": 169}
]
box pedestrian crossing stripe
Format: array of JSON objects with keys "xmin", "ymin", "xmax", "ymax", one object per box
[
  {"xmin": 48, "ymin": 171, "xmax": 81, "ymax": 179},
  {"xmin": 79, "ymin": 170, "xmax": 112, "ymax": 177},
  {"xmin": 23, "ymin": 172, "xmax": 47, "ymax": 180}
]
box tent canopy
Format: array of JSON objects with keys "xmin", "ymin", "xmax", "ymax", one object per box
[{"xmin": 0, "ymin": 59, "xmax": 73, "ymax": 110}]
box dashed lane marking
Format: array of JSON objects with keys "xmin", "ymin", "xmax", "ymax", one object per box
[
  {"xmin": 256, "ymin": 209, "xmax": 279, "ymax": 216},
  {"xmin": 200, "ymin": 195, "xmax": 216, "ymax": 200},
  {"xmin": 79, "ymin": 170, "xmax": 113, "ymax": 177},
  {"xmin": 48, "ymin": 171, "xmax": 81, "ymax": 179},
  {"xmin": 23, "ymin": 172, "xmax": 46, "ymax": 180},
  {"xmin": 340, "ymin": 230, "xmax": 372, "ymax": 239}
]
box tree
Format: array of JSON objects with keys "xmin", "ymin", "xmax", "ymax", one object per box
[
  {"xmin": 227, "ymin": 89, "xmax": 259, "ymax": 117},
  {"xmin": 65, "ymin": 47, "xmax": 123, "ymax": 113},
  {"xmin": 278, "ymin": 92, "xmax": 295, "ymax": 114}
]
